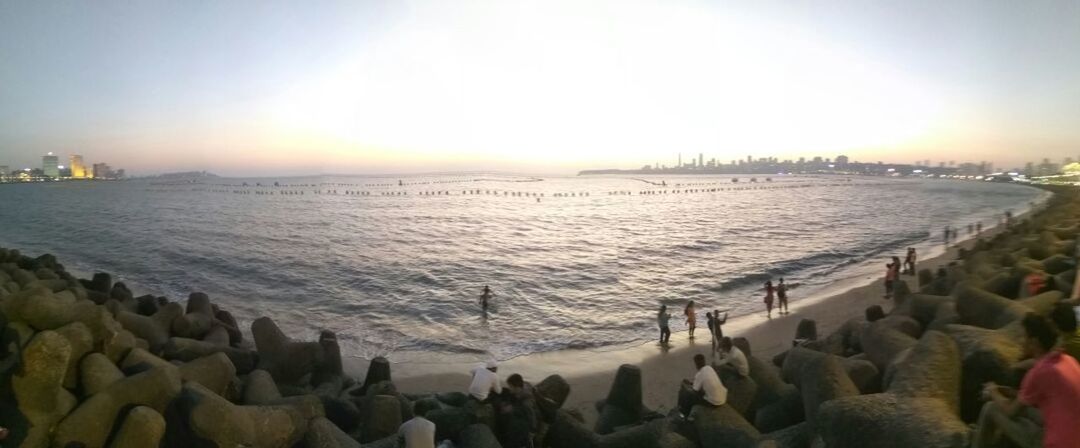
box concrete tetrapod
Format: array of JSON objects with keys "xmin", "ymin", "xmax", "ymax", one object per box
[
  {"xmin": 53, "ymin": 364, "xmax": 182, "ymax": 448},
  {"xmin": 817, "ymin": 394, "xmax": 968, "ymax": 448},
  {"xmin": 166, "ymin": 381, "xmax": 324, "ymax": 448},
  {"xmin": 11, "ymin": 331, "xmax": 76, "ymax": 448},
  {"xmin": 595, "ymin": 364, "xmax": 644, "ymax": 434},
  {"xmin": 172, "ymin": 292, "xmax": 215, "ymax": 339},
  {"xmin": 108, "ymin": 406, "xmax": 166, "ymax": 448},
  {"xmin": 252, "ymin": 316, "xmax": 325, "ymax": 384},
  {"xmin": 885, "ymin": 330, "xmax": 962, "ymax": 416},
  {"xmin": 116, "ymin": 302, "xmax": 184, "ymax": 352}
]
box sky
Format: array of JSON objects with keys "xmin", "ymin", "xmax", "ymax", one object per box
[{"xmin": 1, "ymin": 0, "xmax": 1079, "ymax": 176}]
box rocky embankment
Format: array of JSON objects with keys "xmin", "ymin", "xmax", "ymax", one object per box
[{"xmin": 0, "ymin": 187, "xmax": 1075, "ymax": 448}]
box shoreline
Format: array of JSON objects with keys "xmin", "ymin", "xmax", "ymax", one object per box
[{"xmin": 376, "ymin": 194, "xmax": 1047, "ymax": 424}]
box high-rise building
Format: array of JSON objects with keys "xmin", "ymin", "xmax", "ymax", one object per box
[
  {"xmin": 0, "ymin": 165, "xmax": 8, "ymax": 181},
  {"xmin": 69, "ymin": 155, "xmax": 86, "ymax": 178},
  {"xmin": 92, "ymin": 163, "xmax": 112, "ymax": 179},
  {"xmin": 836, "ymin": 155, "xmax": 849, "ymax": 167},
  {"xmin": 698, "ymin": 153, "xmax": 703, "ymax": 168},
  {"xmin": 42, "ymin": 152, "xmax": 59, "ymax": 178}
]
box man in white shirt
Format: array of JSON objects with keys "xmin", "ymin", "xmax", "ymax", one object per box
[
  {"xmin": 469, "ymin": 360, "xmax": 502, "ymax": 402},
  {"xmin": 716, "ymin": 337, "xmax": 750, "ymax": 378},
  {"xmin": 679, "ymin": 353, "xmax": 728, "ymax": 418},
  {"xmin": 398, "ymin": 399, "xmax": 438, "ymax": 448}
]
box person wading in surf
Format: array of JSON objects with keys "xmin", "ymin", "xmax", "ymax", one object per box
[
  {"xmin": 479, "ymin": 285, "xmax": 494, "ymax": 311},
  {"xmin": 763, "ymin": 280, "xmax": 775, "ymax": 319}
]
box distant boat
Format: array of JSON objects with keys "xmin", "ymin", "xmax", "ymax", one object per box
[
  {"xmin": 750, "ymin": 178, "xmax": 758, "ymax": 182},
  {"xmin": 731, "ymin": 178, "xmax": 739, "ymax": 183}
]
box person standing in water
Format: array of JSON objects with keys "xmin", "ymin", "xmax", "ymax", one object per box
[
  {"xmin": 763, "ymin": 280, "xmax": 775, "ymax": 318},
  {"xmin": 658, "ymin": 305, "xmax": 672, "ymax": 344},
  {"xmin": 777, "ymin": 278, "xmax": 789, "ymax": 315},
  {"xmin": 479, "ymin": 285, "xmax": 493, "ymax": 311},
  {"xmin": 685, "ymin": 301, "xmax": 698, "ymax": 339}
]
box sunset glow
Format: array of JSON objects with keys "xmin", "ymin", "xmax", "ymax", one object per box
[{"xmin": 2, "ymin": 0, "xmax": 1078, "ymax": 174}]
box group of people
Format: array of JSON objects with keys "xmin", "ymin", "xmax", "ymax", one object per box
[
  {"xmin": 943, "ymin": 221, "xmax": 987, "ymax": 246},
  {"xmin": 657, "ymin": 301, "xmax": 730, "ymax": 352},
  {"xmin": 400, "ymin": 360, "xmax": 539, "ymax": 448},
  {"xmin": 762, "ymin": 278, "xmax": 789, "ymax": 318},
  {"xmin": 884, "ymin": 248, "xmax": 918, "ymax": 299},
  {"xmin": 677, "ymin": 335, "xmax": 751, "ymax": 419}
]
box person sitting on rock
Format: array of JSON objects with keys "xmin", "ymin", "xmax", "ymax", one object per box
[
  {"xmin": 1050, "ymin": 301, "xmax": 1080, "ymax": 362},
  {"xmin": 468, "ymin": 360, "xmax": 502, "ymax": 403},
  {"xmin": 678, "ymin": 353, "xmax": 727, "ymax": 419},
  {"xmin": 399, "ymin": 399, "xmax": 438, "ymax": 448},
  {"xmin": 495, "ymin": 374, "xmax": 538, "ymax": 448},
  {"xmin": 973, "ymin": 313, "xmax": 1080, "ymax": 448},
  {"xmin": 715, "ymin": 337, "xmax": 750, "ymax": 381}
]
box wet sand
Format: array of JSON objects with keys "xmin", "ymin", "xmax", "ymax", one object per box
[{"xmin": 346, "ymin": 215, "xmax": 1023, "ymax": 425}]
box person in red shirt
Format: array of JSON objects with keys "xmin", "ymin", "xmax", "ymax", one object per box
[{"xmin": 973, "ymin": 313, "xmax": 1080, "ymax": 448}]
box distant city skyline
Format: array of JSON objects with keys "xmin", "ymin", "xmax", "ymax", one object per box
[{"xmin": 2, "ymin": 1, "xmax": 1079, "ymax": 176}]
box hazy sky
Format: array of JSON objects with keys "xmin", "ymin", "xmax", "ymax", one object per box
[{"xmin": 2, "ymin": 0, "xmax": 1079, "ymax": 175}]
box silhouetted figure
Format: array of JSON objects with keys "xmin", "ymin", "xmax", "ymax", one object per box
[
  {"xmin": 903, "ymin": 248, "xmax": 917, "ymax": 275},
  {"xmin": 777, "ymin": 278, "xmax": 789, "ymax": 314},
  {"xmin": 479, "ymin": 285, "xmax": 493, "ymax": 311},
  {"xmin": 977, "ymin": 222, "xmax": 983, "ymax": 235},
  {"xmin": 658, "ymin": 305, "xmax": 672, "ymax": 344},
  {"xmin": 764, "ymin": 280, "xmax": 775, "ymax": 318},
  {"xmin": 884, "ymin": 256, "xmax": 901, "ymax": 299}
]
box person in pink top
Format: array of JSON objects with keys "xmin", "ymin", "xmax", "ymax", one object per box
[{"xmin": 973, "ymin": 313, "xmax": 1080, "ymax": 448}]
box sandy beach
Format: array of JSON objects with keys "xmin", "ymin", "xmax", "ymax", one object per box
[{"xmin": 375, "ymin": 205, "xmax": 1034, "ymax": 425}]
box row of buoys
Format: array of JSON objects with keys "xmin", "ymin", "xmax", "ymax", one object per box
[
  {"xmin": 197, "ymin": 177, "xmax": 540, "ymax": 189},
  {"xmin": 149, "ymin": 179, "xmax": 884, "ymax": 199}
]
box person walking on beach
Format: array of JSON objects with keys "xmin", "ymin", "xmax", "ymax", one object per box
[
  {"xmin": 884, "ymin": 257, "xmax": 901, "ymax": 299},
  {"xmin": 777, "ymin": 278, "xmax": 789, "ymax": 315},
  {"xmin": 977, "ymin": 221, "xmax": 983, "ymax": 235},
  {"xmin": 678, "ymin": 353, "xmax": 726, "ymax": 419},
  {"xmin": 763, "ymin": 280, "xmax": 775, "ymax": 318},
  {"xmin": 658, "ymin": 305, "xmax": 672, "ymax": 344},
  {"xmin": 944, "ymin": 226, "xmax": 951, "ymax": 246},
  {"xmin": 684, "ymin": 301, "xmax": 698, "ymax": 339},
  {"xmin": 479, "ymin": 285, "xmax": 493, "ymax": 311}
]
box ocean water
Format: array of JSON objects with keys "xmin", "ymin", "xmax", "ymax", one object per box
[{"xmin": 0, "ymin": 174, "xmax": 1045, "ymax": 361}]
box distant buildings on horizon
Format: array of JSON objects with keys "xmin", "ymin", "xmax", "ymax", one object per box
[
  {"xmin": 0, "ymin": 152, "xmax": 124, "ymax": 183},
  {"xmin": 580, "ymin": 153, "xmax": 1080, "ymax": 179}
]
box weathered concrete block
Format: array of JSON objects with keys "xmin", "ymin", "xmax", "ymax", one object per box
[
  {"xmin": 885, "ymin": 330, "xmax": 961, "ymax": 416},
  {"xmin": 693, "ymin": 404, "xmax": 761, "ymax": 448},
  {"xmin": 163, "ymin": 336, "xmax": 258, "ymax": 373},
  {"xmin": 173, "ymin": 292, "xmax": 214, "ymax": 339},
  {"xmin": 116, "ymin": 302, "xmax": 184, "ymax": 352},
  {"xmin": 11, "ymin": 331, "xmax": 77, "ymax": 448},
  {"xmin": 817, "ymin": 395, "xmax": 968, "ymax": 448},
  {"xmin": 109, "ymin": 406, "xmax": 166, "ymax": 448},
  {"xmin": 859, "ymin": 321, "xmax": 917, "ymax": 373},
  {"xmin": 53, "ymin": 365, "xmax": 183, "ymax": 448},
  {"xmin": 253, "ymin": 316, "xmax": 324, "ymax": 384},
  {"xmin": 80, "ymin": 352, "xmax": 125, "ymax": 397}
]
